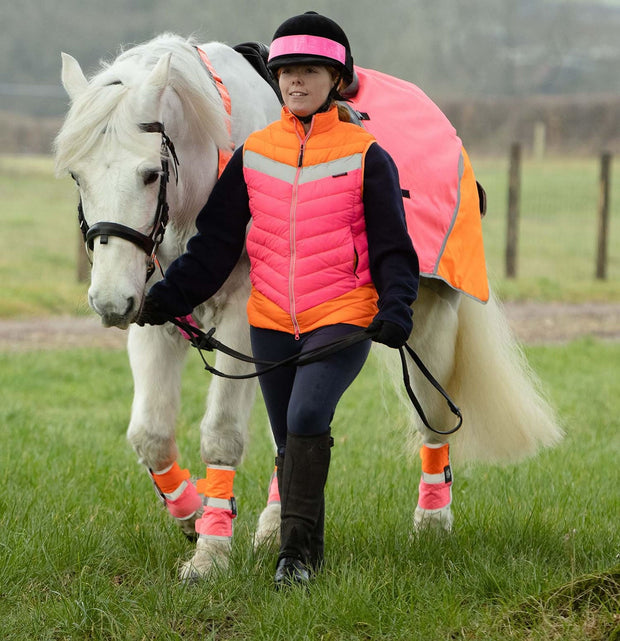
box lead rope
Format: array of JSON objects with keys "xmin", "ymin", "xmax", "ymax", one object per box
[{"xmin": 170, "ymin": 317, "xmax": 462, "ymax": 436}]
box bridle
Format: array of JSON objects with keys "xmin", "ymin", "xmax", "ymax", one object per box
[{"xmin": 76, "ymin": 121, "xmax": 179, "ymax": 281}]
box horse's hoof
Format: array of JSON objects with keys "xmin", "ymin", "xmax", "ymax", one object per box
[
  {"xmin": 175, "ymin": 508, "xmax": 203, "ymax": 542},
  {"xmin": 413, "ymin": 505, "xmax": 454, "ymax": 533},
  {"xmin": 253, "ymin": 502, "xmax": 281, "ymax": 550},
  {"xmin": 178, "ymin": 537, "xmax": 231, "ymax": 582}
]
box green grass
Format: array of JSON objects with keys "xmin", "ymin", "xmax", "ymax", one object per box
[
  {"xmin": 1, "ymin": 153, "xmax": 619, "ymax": 319},
  {"xmin": 0, "ymin": 155, "xmax": 89, "ymax": 318},
  {"xmin": 0, "ymin": 340, "xmax": 618, "ymax": 640}
]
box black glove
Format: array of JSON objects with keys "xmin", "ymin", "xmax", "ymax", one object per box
[
  {"xmin": 135, "ymin": 294, "xmax": 172, "ymax": 326},
  {"xmin": 367, "ymin": 318, "xmax": 409, "ymax": 348}
]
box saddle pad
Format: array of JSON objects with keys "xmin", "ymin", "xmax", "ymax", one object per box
[{"xmin": 346, "ymin": 66, "xmax": 489, "ymax": 302}]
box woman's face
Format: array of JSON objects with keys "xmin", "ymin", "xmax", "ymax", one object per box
[{"xmin": 278, "ymin": 65, "xmax": 335, "ymax": 118}]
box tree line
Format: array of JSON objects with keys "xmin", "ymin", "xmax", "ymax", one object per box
[{"xmin": 2, "ymin": 0, "xmax": 619, "ymax": 118}]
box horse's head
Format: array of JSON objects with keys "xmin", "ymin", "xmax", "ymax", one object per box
[
  {"xmin": 55, "ymin": 36, "xmax": 231, "ymax": 328},
  {"xmin": 55, "ymin": 53, "xmax": 174, "ymax": 328}
]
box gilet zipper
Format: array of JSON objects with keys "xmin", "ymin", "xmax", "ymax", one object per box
[{"xmin": 288, "ymin": 122, "xmax": 313, "ymax": 339}]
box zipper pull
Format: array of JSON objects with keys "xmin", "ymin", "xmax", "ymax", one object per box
[{"xmin": 297, "ymin": 143, "xmax": 305, "ymax": 167}]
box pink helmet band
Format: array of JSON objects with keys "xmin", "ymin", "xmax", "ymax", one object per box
[{"xmin": 268, "ymin": 34, "xmax": 346, "ymax": 65}]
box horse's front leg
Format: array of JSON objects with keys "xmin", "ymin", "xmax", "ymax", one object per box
[
  {"xmin": 180, "ymin": 305, "xmax": 259, "ymax": 581},
  {"xmin": 126, "ymin": 325, "xmax": 202, "ymax": 540}
]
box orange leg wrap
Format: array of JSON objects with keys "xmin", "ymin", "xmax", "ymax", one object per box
[
  {"xmin": 152, "ymin": 462, "xmax": 191, "ymax": 494},
  {"xmin": 420, "ymin": 443, "xmax": 450, "ymax": 474},
  {"xmin": 196, "ymin": 466, "xmax": 236, "ymax": 499}
]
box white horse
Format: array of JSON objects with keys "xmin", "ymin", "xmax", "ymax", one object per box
[{"xmin": 55, "ymin": 33, "xmax": 562, "ymax": 581}]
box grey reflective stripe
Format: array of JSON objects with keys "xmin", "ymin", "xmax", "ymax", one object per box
[
  {"xmin": 205, "ymin": 497, "xmax": 232, "ymax": 510},
  {"xmin": 198, "ymin": 534, "xmax": 232, "ymax": 541},
  {"xmin": 244, "ymin": 149, "xmax": 363, "ymax": 185},
  {"xmin": 163, "ymin": 479, "xmax": 188, "ymax": 501},
  {"xmin": 298, "ymin": 153, "xmax": 362, "ymax": 185},
  {"xmin": 422, "ymin": 471, "xmax": 448, "ymax": 484},
  {"xmin": 433, "ymin": 151, "xmax": 464, "ymax": 273},
  {"xmin": 244, "ymin": 150, "xmax": 297, "ymax": 184}
]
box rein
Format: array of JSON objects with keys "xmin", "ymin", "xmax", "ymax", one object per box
[
  {"xmin": 77, "ymin": 121, "xmax": 179, "ymax": 282},
  {"xmin": 171, "ymin": 317, "xmax": 462, "ymax": 436}
]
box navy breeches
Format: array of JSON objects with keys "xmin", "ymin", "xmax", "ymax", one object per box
[{"xmin": 250, "ymin": 324, "xmax": 372, "ymax": 456}]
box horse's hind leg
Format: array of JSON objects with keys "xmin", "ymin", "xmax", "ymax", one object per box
[
  {"xmin": 126, "ymin": 326, "xmax": 202, "ymax": 539},
  {"xmin": 406, "ymin": 279, "xmax": 461, "ymax": 532},
  {"xmin": 253, "ymin": 461, "xmax": 281, "ymax": 550}
]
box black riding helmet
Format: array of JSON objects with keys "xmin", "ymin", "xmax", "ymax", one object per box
[
  {"xmin": 267, "ymin": 12, "xmax": 354, "ymax": 121},
  {"xmin": 267, "ymin": 11, "xmax": 354, "ymax": 85}
]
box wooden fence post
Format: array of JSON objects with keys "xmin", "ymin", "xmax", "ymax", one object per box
[
  {"xmin": 595, "ymin": 152, "xmax": 612, "ymax": 280},
  {"xmin": 505, "ymin": 143, "xmax": 521, "ymax": 279}
]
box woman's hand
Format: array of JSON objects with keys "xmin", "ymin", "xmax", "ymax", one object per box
[
  {"xmin": 135, "ymin": 295, "xmax": 171, "ymax": 326},
  {"xmin": 367, "ymin": 318, "xmax": 409, "ymax": 348}
]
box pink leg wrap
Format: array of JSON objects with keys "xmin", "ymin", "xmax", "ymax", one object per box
[
  {"xmin": 267, "ymin": 468, "xmax": 280, "ymax": 504},
  {"xmin": 165, "ymin": 481, "xmax": 203, "ymax": 519},
  {"xmin": 195, "ymin": 505, "xmax": 236, "ymax": 539},
  {"xmin": 417, "ymin": 479, "xmax": 452, "ymax": 510}
]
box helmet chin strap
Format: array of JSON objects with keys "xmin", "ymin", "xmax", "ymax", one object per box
[{"xmin": 293, "ymin": 75, "xmax": 342, "ymax": 125}]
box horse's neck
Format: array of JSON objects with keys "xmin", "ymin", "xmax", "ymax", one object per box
[
  {"xmin": 174, "ymin": 143, "xmax": 218, "ymax": 226},
  {"xmin": 160, "ymin": 89, "xmax": 219, "ymax": 245},
  {"xmin": 198, "ymin": 42, "xmax": 281, "ymax": 146}
]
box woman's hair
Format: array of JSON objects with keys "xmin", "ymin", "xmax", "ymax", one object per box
[
  {"xmin": 327, "ymin": 67, "xmax": 352, "ymax": 122},
  {"xmin": 336, "ymin": 103, "xmax": 352, "ymax": 123}
]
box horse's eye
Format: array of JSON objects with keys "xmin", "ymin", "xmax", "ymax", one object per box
[{"xmin": 142, "ymin": 170, "xmax": 160, "ymax": 186}]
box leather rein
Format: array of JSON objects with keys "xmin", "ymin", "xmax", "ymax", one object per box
[{"xmin": 172, "ymin": 317, "xmax": 463, "ymax": 436}]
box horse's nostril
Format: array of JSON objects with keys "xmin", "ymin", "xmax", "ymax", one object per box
[{"xmin": 125, "ymin": 297, "xmax": 135, "ymax": 316}]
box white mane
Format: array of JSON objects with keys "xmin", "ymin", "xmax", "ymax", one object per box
[{"xmin": 55, "ymin": 33, "xmax": 230, "ymax": 175}]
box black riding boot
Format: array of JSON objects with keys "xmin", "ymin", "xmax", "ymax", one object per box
[
  {"xmin": 275, "ymin": 431, "xmax": 332, "ymax": 587},
  {"xmin": 309, "ymin": 496, "xmax": 325, "ymax": 571},
  {"xmin": 276, "ymin": 453, "xmax": 325, "ymax": 571}
]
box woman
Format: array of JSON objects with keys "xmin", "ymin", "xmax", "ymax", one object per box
[{"xmin": 138, "ymin": 11, "xmax": 419, "ymax": 587}]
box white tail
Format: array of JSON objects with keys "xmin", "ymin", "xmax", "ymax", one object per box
[
  {"xmin": 447, "ymin": 291, "xmax": 563, "ymax": 463},
  {"xmin": 376, "ymin": 287, "xmax": 564, "ymax": 465}
]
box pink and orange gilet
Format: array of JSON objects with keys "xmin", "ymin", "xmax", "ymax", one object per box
[{"xmin": 243, "ymin": 106, "xmax": 379, "ymax": 336}]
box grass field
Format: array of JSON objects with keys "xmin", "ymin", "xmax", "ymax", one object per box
[
  {"xmin": 0, "ymin": 339, "xmax": 618, "ymax": 640},
  {"xmin": 1, "ymin": 153, "xmax": 618, "ymax": 639},
  {"xmin": 1, "ymin": 153, "xmax": 619, "ymax": 318}
]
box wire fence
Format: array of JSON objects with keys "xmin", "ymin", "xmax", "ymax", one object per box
[{"xmin": 472, "ymin": 149, "xmax": 618, "ymax": 292}]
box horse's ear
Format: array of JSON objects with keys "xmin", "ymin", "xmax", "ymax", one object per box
[
  {"xmin": 137, "ymin": 52, "xmax": 172, "ymax": 121},
  {"xmin": 61, "ymin": 52, "xmax": 89, "ymax": 101}
]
